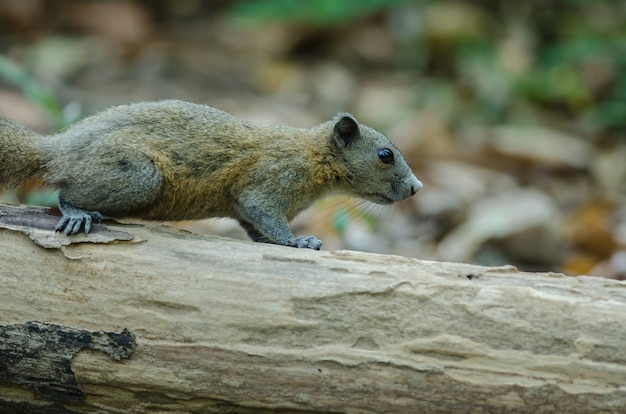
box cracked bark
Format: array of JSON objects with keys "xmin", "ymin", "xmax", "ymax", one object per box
[{"xmin": 0, "ymin": 203, "xmax": 625, "ymax": 414}]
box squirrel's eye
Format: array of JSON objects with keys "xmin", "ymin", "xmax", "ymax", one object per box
[{"xmin": 377, "ymin": 148, "xmax": 394, "ymax": 165}]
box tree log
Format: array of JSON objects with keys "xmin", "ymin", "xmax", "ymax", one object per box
[{"xmin": 0, "ymin": 203, "xmax": 624, "ymax": 414}]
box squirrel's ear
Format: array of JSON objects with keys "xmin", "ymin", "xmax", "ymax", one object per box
[{"xmin": 333, "ymin": 113, "xmax": 360, "ymax": 148}]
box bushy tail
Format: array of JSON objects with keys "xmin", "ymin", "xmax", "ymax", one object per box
[{"xmin": 0, "ymin": 116, "xmax": 50, "ymax": 189}]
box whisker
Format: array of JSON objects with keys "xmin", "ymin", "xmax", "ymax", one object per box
[
  {"xmin": 323, "ymin": 199, "xmax": 362, "ymax": 231},
  {"xmin": 309, "ymin": 196, "xmax": 358, "ymax": 231},
  {"xmin": 310, "ymin": 197, "xmax": 402, "ymax": 244}
]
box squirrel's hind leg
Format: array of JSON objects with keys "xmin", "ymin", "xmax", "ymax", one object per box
[
  {"xmin": 51, "ymin": 151, "xmax": 163, "ymax": 235},
  {"xmin": 56, "ymin": 192, "xmax": 103, "ymax": 235}
]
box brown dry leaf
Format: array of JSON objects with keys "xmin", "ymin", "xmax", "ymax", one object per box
[
  {"xmin": 565, "ymin": 202, "xmax": 617, "ymax": 257},
  {"xmin": 67, "ymin": 1, "xmax": 153, "ymax": 47},
  {"xmin": 591, "ymin": 144, "xmax": 626, "ymax": 202},
  {"xmin": 562, "ymin": 251, "xmax": 604, "ymax": 276},
  {"xmin": 483, "ymin": 126, "xmax": 591, "ymax": 169},
  {"xmin": 0, "ymin": 0, "xmax": 44, "ymax": 31},
  {"xmin": 438, "ymin": 188, "xmax": 564, "ymax": 264}
]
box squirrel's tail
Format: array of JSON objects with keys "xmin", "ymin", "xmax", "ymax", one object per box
[{"xmin": 0, "ymin": 116, "xmax": 50, "ymax": 189}]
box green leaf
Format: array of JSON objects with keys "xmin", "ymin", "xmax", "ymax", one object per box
[{"xmin": 231, "ymin": 0, "xmax": 410, "ymax": 26}]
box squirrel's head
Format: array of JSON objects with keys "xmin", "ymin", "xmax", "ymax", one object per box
[{"xmin": 332, "ymin": 113, "xmax": 422, "ymax": 205}]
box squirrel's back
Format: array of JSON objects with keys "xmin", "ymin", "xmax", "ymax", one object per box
[{"xmin": 44, "ymin": 100, "xmax": 331, "ymax": 220}]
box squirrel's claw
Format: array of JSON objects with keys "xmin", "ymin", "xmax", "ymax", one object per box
[
  {"xmin": 55, "ymin": 210, "xmax": 103, "ymax": 235},
  {"xmin": 290, "ymin": 235, "xmax": 322, "ymax": 250}
]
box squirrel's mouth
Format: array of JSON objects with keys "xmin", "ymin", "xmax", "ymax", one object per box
[{"xmin": 365, "ymin": 194, "xmax": 396, "ymax": 205}]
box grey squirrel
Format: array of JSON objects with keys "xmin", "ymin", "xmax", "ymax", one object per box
[{"xmin": 0, "ymin": 100, "xmax": 422, "ymax": 249}]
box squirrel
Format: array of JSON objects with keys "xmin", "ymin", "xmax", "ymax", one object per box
[{"xmin": 0, "ymin": 99, "xmax": 422, "ymax": 249}]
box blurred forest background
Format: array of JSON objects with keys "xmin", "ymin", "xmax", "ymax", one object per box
[{"xmin": 0, "ymin": 0, "xmax": 624, "ymax": 278}]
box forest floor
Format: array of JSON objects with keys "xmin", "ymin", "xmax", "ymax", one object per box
[{"xmin": 0, "ymin": 1, "xmax": 624, "ymax": 278}]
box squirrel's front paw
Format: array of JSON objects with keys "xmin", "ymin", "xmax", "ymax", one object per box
[{"xmin": 290, "ymin": 236, "xmax": 322, "ymax": 250}]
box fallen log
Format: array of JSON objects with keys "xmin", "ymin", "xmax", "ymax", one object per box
[{"xmin": 0, "ymin": 203, "xmax": 624, "ymax": 413}]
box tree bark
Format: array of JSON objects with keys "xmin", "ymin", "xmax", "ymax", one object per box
[{"xmin": 0, "ymin": 203, "xmax": 624, "ymax": 413}]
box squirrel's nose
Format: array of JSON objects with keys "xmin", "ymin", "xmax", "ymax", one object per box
[{"xmin": 409, "ymin": 174, "xmax": 423, "ymax": 196}]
